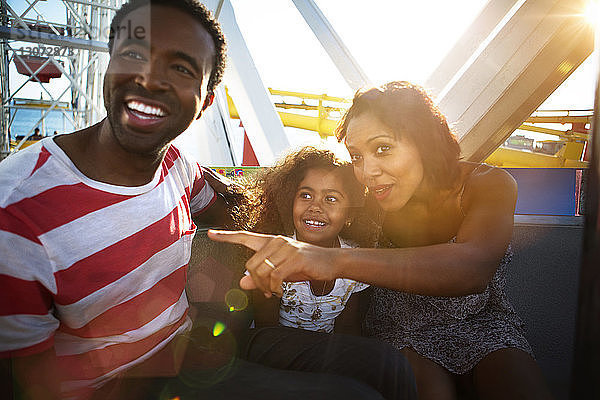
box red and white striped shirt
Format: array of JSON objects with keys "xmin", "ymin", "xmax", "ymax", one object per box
[{"xmin": 0, "ymin": 137, "xmax": 216, "ymax": 398}]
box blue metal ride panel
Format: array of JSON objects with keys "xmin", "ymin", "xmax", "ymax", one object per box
[{"xmin": 504, "ymin": 168, "xmax": 578, "ymax": 216}]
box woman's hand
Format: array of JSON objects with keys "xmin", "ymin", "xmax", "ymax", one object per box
[{"xmin": 207, "ymin": 230, "xmax": 338, "ymax": 297}]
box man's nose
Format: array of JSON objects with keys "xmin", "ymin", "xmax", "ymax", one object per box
[{"xmin": 136, "ymin": 60, "xmax": 169, "ymax": 91}]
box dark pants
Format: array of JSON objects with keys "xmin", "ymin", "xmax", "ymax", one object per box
[
  {"xmin": 243, "ymin": 326, "xmax": 417, "ymax": 400},
  {"xmin": 98, "ymin": 359, "xmax": 383, "ymax": 399},
  {"xmin": 93, "ymin": 325, "xmax": 416, "ymax": 399}
]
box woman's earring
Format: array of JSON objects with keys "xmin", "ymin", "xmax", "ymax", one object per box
[{"xmin": 345, "ymin": 219, "xmax": 352, "ymax": 228}]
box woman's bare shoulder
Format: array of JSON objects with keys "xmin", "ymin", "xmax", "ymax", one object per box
[
  {"xmin": 460, "ymin": 161, "xmax": 516, "ymax": 189},
  {"xmin": 459, "ymin": 161, "xmax": 517, "ymax": 209}
]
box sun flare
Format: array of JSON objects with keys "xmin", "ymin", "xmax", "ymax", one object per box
[{"xmin": 585, "ymin": 0, "xmax": 600, "ymax": 27}]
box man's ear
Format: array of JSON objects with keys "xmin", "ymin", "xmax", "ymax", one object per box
[
  {"xmin": 205, "ymin": 94, "xmax": 215, "ymax": 108},
  {"xmin": 196, "ymin": 94, "xmax": 215, "ymax": 119}
]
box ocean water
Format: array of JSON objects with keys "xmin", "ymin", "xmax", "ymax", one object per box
[{"xmin": 10, "ymin": 108, "xmax": 75, "ymax": 138}]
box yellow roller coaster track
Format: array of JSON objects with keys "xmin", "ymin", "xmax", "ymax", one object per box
[{"xmin": 226, "ymin": 88, "xmax": 591, "ymax": 168}]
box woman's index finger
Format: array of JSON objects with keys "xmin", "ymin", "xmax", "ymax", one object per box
[{"xmin": 207, "ymin": 229, "xmax": 273, "ymax": 252}]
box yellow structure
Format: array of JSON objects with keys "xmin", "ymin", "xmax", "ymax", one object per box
[{"xmin": 227, "ymin": 88, "xmax": 590, "ymax": 168}]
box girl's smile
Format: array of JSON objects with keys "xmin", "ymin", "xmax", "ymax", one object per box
[{"xmin": 293, "ymin": 168, "xmax": 351, "ymax": 248}]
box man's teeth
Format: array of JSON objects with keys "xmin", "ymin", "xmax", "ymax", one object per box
[
  {"xmin": 304, "ymin": 220, "xmax": 326, "ymax": 227},
  {"xmin": 127, "ymin": 101, "xmax": 166, "ymax": 117}
]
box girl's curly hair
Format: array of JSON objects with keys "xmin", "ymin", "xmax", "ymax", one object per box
[{"xmin": 234, "ymin": 146, "xmax": 379, "ymax": 248}]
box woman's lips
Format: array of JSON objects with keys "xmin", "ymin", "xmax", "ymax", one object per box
[{"xmin": 372, "ymin": 184, "xmax": 393, "ymax": 201}]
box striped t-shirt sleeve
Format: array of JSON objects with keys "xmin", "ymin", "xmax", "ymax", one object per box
[
  {"xmin": 0, "ymin": 210, "xmax": 59, "ymax": 358},
  {"xmin": 189, "ymin": 161, "xmax": 217, "ymax": 215}
]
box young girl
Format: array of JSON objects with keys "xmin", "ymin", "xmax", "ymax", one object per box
[{"xmin": 239, "ymin": 146, "xmax": 375, "ymax": 334}]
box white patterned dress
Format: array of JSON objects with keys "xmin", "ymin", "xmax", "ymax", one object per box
[{"xmin": 279, "ymin": 238, "xmax": 369, "ymax": 333}]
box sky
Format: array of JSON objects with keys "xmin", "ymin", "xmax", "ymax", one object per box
[
  {"xmin": 6, "ymin": 0, "xmax": 599, "ymax": 143},
  {"xmin": 229, "ymin": 0, "xmax": 597, "ymax": 108}
]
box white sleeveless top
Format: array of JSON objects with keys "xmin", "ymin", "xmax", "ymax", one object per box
[{"xmin": 278, "ymin": 237, "xmax": 369, "ymax": 333}]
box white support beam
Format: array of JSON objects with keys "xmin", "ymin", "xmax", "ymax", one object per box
[
  {"xmin": 204, "ymin": 0, "xmax": 290, "ymax": 166},
  {"xmin": 291, "ymin": 0, "xmax": 370, "ymax": 92},
  {"xmin": 435, "ymin": 0, "xmax": 593, "ymax": 162},
  {"xmin": 425, "ymin": 0, "xmax": 518, "ymax": 96}
]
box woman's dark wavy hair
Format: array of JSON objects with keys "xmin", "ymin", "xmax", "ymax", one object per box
[
  {"xmin": 335, "ymin": 81, "xmax": 461, "ymax": 197},
  {"xmin": 108, "ymin": 0, "xmax": 226, "ymax": 110},
  {"xmin": 236, "ymin": 146, "xmax": 378, "ymax": 248}
]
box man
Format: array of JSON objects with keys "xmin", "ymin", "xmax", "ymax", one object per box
[{"xmin": 0, "ymin": 1, "xmax": 414, "ymax": 399}]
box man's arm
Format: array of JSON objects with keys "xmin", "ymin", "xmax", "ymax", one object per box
[
  {"xmin": 193, "ymin": 167, "xmax": 246, "ymax": 229},
  {"xmin": 194, "ymin": 192, "xmax": 233, "ymax": 228},
  {"xmin": 0, "ymin": 209, "xmax": 61, "ymax": 399}
]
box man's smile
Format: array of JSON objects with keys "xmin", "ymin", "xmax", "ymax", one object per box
[
  {"xmin": 122, "ymin": 97, "xmax": 170, "ymax": 130},
  {"xmin": 126, "ymin": 100, "xmax": 168, "ymax": 117}
]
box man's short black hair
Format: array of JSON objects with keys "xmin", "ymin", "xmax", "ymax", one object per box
[{"xmin": 108, "ymin": 0, "xmax": 226, "ymax": 109}]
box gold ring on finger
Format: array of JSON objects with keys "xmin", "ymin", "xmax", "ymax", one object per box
[{"xmin": 263, "ymin": 258, "xmax": 277, "ymax": 270}]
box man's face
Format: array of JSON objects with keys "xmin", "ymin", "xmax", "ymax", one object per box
[{"xmin": 104, "ymin": 5, "xmax": 215, "ymax": 156}]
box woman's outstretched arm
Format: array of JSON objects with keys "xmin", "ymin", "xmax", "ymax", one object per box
[{"xmin": 209, "ymin": 168, "xmax": 517, "ymax": 298}]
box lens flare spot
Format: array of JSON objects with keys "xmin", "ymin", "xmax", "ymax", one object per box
[
  {"xmin": 213, "ymin": 321, "xmax": 226, "ymax": 337},
  {"xmin": 225, "ymin": 288, "xmax": 248, "ymax": 311}
]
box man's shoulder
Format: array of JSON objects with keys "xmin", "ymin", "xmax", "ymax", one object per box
[
  {"xmin": 164, "ymin": 144, "xmax": 211, "ymax": 186},
  {"xmin": 0, "ymin": 140, "xmax": 51, "ymax": 206},
  {"xmin": 165, "ymin": 144, "xmax": 200, "ymax": 169}
]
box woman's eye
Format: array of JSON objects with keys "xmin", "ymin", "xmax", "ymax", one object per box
[
  {"xmin": 350, "ymin": 154, "xmax": 362, "ymax": 163},
  {"xmin": 325, "ymin": 196, "xmax": 338, "ymax": 203},
  {"xmin": 375, "ymin": 145, "xmax": 391, "ymax": 155}
]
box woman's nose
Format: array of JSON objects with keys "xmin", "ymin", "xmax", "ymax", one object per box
[{"xmin": 362, "ymin": 156, "xmax": 382, "ymax": 180}]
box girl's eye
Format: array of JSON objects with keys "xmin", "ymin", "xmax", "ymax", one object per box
[
  {"xmin": 299, "ymin": 192, "xmax": 312, "ymax": 200},
  {"xmin": 375, "ymin": 145, "xmax": 391, "ymax": 155}
]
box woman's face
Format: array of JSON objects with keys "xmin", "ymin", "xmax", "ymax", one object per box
[
  {"xmin": 292, "ymin": 168, "xmax": 351, "ymax": 247},
  {"xmin": 345, "ymin": 112, "xmax": 424, "ymax": 212}
]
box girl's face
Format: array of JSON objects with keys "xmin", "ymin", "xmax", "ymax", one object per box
[
  {"xmin": 292, "ymin": 168, "xmax": 351, "ymax": 247},
  {"xmin": 345, "ymin": 112, "xmax": 424, "ymax": 212}
]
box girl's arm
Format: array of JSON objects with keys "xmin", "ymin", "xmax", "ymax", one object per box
[
  {"xmin": 251, "ymin": 289, "xmax": 280, "ymax": 328},
  {"xmin": 209, "ymin": 167, "xmax": 517, "ymax": 297}
]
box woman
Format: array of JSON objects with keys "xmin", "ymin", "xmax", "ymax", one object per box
[{"xmin": 209, "ymin": 81, "xmax": 552, "ymax": 399}]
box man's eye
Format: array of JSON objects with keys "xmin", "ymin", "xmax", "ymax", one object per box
[
  {"xmin": 175, "ymin": 65, "xmax": 193, "ymax": 76},
  {"xmin": 375, "ymin": 145, "xmax": 391, "ymax": 155},
  {"xmin": 121, "ymin": 50, "xmax": 144, "ymax": 60}
]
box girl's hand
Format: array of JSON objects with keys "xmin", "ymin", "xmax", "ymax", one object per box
[{"xmin": 207, "ymin": 229, "xmax": 337, "ymax": 297}]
